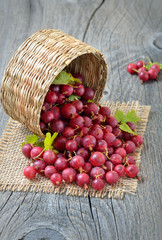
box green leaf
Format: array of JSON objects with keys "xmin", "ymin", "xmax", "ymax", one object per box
[
  {"xmin": 53, "ymin": 71, "xmax": 71, "ymax": 85},
  {"xmin": 35, "ymin": 141, "xmax": 44, "ymax": 148},
  {"xmin": 25, "ymin": 134, "xmax": 38, "ymax": 144},
  {"xmin": 114, "ymin": 109, "xmax": 125, "ymax": 123},
  {"xmin": 124, "ymin": 110, "xmax": 141, "ymax": 123},
  {"xmin": 159, "ymin": 63, "xmax": 162, "ymax": 70},
  {"xmin": 20, "ymin": 142, "xmax": 27, "ymax": 148},
  {"xmin": 54, "ymin": 149, "xmax": 59, "ymax": 154},
  {"xmin": 44, "ymin": 132, "xmax": 58, "ymax": 151},
  {"xmin": 73, "ymin": 77, "xmax": 82, "ymax": 83},
  {"xmin": 52, "ymin": 71, "xmax": 81, "ymax": 85},
  {"xmin": 87, "ymin": 100, "xmax": 94, "ymax": 103},
  {"xmin": 119, "ymin": 123, "xmax": 137, "ymax": 135},
  {"xmin": 68, "ymin": 94, "xmax": 81, "ymax": 101},
  {"xmin": 146, "ymin": 62, "xmax": 162, "ymax": 70},
  {"xmin": 145, "ymin": 63, "xmax": 152, "ymax": 70}
]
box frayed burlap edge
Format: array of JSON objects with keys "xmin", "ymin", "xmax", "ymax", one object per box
[{"xmin": 0, "ymin": 101, "xmax": 150, "ymax": 199}]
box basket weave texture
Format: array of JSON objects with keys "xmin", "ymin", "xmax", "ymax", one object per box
[
  {"xmin": 0, "ymin": 29, "xmax": 108, "ymax": 138},
  {"xmin": 0, "ymin": 101, "xmax": 150, "ymax": 199}
]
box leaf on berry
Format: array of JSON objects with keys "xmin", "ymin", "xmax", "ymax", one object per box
[
  {"xmin": 146, "ymin": 62, "xmax": 162, "ymax": 70},
  {"xmin": 119, "ymin": 123, "xmax": 137, "ymax": 135},
  {"xmin": 124, "ymin": 110, "xmax": 141, "ymax": 123},
  {"xmin": 35, "ymin": 141, "xmax": 44, "ymax": 148},
  {"xmin": 159, "ymin": 63, "xmax": 162, "ymax": 70},
  {"xmin": 25, "ymin": 134, "xmax": 39, "ymax": 144},
  {"xmin": 114, "ymin": 109, "xmax": 125, "ymax": 123},
  {"xmin": 54, "ymin": 149, "xmax": 59, "ymax": 154},
  {"xmin": 20, "ymin": 142, "xmax": 27, "ymax": 148},
  {"xmin": 44, "ymin": 132, "xmax": 58, "ymax": 151},
  {"xmin": 68, "ymin": 94, "xmax": 81, "ymax": 101},
  {"xmin": 53, "ymin": 71, "xmax": 81, "ymax": 85},
  {"xmin": 87, "ymin": 100, "xmax": 94, "ymax": 103}
]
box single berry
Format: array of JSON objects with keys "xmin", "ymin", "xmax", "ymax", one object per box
[
  {"xmin": 45, "ymin": 165, "xmax": 57, "ymax": 178},
  {"xmin": 24, "ymin": 166, "xmax": 36, "ymax": 179},
  {"xmin": 136, "ymin": 60, "xmax": 144, "ymax": 69},
  {"xmin": 82, "ymin": 135, "xmax": 96, "ymax": 150},
  {"xmin": 72, "ymin": 100, "xmax": 83, "ymax": 113},
  {"xmin": 89, "ymin": 127, "xmax": 104, "ymax": 140},
  {"xmin": 74, "ymin": 84, "xmax": 85, "ymax": 96},
  {"xmin": 62, "ymin": 127, "xmax": 75, "ymax": 138},
  {"xmin": 55, "ymin": 157, "xmax": 69, "ymax": 171},
  {"xmin": 90, "ymin": 167, "xmax": 105, "ymax": 179},
  {"xmin": 114, "ymin": 147, "xmax": 126, "ymax": 159},
  {"xmin": 103, "ymin": 125, "xmax": 113, "ymax": 134},
  {"xmin": 57, "ymin": 93, "xmax": 65, "ymax": 105},
  {"xmin": 103, "ymin": 133, "xmax": 116, "ymax": 146},
  {"xmin": 92, "ymin": 178, "xmax": 105, "ymax": 190},
  {"xmin": 77, "ymin": 148, "xmax": 89, "ymax": 160},
  {"xmin": 50, "ymin": 106, "xmax": 61, "ymax": 120},
  {"xmin": 40, "ymin": 121, "xmax": 46, "ymax": 132},
  {"xmin": 110, "ymin": 154, "xmax": 123, "ymax": 166},
  {"xmin": 84, "ymin": 102, "xmax": 98, "ymax": 117},
  {"xmin": 150, "ymin": 64, "xmax": 160, "ymax": 73},
  {"xmin": 61, "ymin": 85, "xmax": 74, "ymax": 96},
  {"xmin": 50, "ymin": 119, "xmax": 64, "ymax": 133},
  {"xmin": 45, "ymin": 91, "xmax": 58, "ymax": 104},
  {"xmin": 82, "ymin": 162, "xmax": 92, "ymax": 174},
  {"xmin": 106, "ymin": 171, "xmax": 119, "ymax": 184},
  {"xmin": 105, "ymin": 116, "xmax": 118, "ymax": 128},
  {"xmin": 126, "ymin": 165, "xmax": 139, "ymax": 177},
  {"xmin": 90, "ymin": 152, "xmax": 105, "ymax": 167},
  {"xmin": 50, "ymin": 173, "xmax": 62, "ymax": 185},
  {"xmin": 139, "ymin": 71, "xmax": 149, "ymax": 82},
  {"xmin": 114, "ymin": 165, "xmax": 125, "ymax": 176},
  {"xmin": 95, "ymin": 139, "xmax": 108, "ymax": 152},
  {"xmin": 41, "ymin": 111, "xmax": 55, "ymax": 123},
  {"xmin": 131, "ymin": 135, "xmax": 143, "ymax": 147},
  {"xmin": 43, "ymin": 150, "xmax": 57, "ymax": 164},
  {"xmin": 33, "ymin": 160, "xmax": 46, "ymax": 173},
  {"xmin": 61, "ymin": 103, "xmax": 76, "ymax": 119},
  {"xmin": 70, "ymin": 156, "xmax": 85, "ymax": 169},
  {"xmin": 31, "ymin": 147, "xmax": 44, "ymax": 159},
  {"xmin": 62, "ymin": 168, "xmax": 77, "ymax": 183},
  {"xmin": 127, "ymin": 63, "xmax": 137, "ymax": 74},
  {"xmin": 99, "ymin": 106, "xmax": 111, "ymax": 117},
  {"xmin": 50, "ymin": 84, "xmax": 60, "ymax": 94},
  {"xmin": 124, "ymin": 140, "xmax": 136, "ymax": 154},
  {"xmin": 65, "ymin": 140, "xmax": 78, "ymax": 152},
  {"xmin": 113, "ymin": 139, "xmax": 122, "ymax": 148},
  {"xmin": 83, "ymin": 116, "xmax": 92, "ymax": 127},
  {"xmin": 82, "ymin": 88, "xmax": 95, "ymax": 100},
  {"xmin": 104, "ymin": 161, "xmax": 114, "ymax": 172},
  {"xmin": 76, "ymin": 173, "xmax": 90, "ymax": 188},
  {"xmin": 54, "ymin": 136, "xmax": 67, "ymax": 152},
  {"xmin": 69, "ymin": 115, "xmax": 84, "ymax": 129},
  {"xmin": 148, "ymin": 68, "xmax": 158, "ymax": 79},
  {"xmin": 22, "ymin": 144, "xmax": 32, "ymax": 158},
  {"xmin": 123, "ymin": 156, "xmax": 135, "ymax": 165}
]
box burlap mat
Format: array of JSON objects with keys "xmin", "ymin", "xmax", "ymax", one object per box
[{"xmin": 0, "ymin": 101, "xmax": 150, "ymax": 199}]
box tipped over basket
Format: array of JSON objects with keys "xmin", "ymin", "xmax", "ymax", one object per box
[{"xmin": 1, "ymin": 29, "xmax": 108, "ymax": 138}]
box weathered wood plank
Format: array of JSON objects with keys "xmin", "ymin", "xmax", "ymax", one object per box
[{"xmin": 0, "ymin": 0, "xmax": 162, "ymax": 240}]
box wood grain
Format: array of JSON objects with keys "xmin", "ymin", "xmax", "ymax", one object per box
[{"xmin": 0, "ymin": 0, "xmax": 162, "ymax": 240}]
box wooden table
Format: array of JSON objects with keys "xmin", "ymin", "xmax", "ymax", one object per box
[{"xmin": 0, "ymin": 1, "xmax": 161, "ymax": 239}]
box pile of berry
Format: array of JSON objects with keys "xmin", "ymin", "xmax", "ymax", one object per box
[
  {"xmin": 22, "ymin": 71, "xmax": 143, "ymax": 191},
  {"xmin": 127, "ymin": 59, "xmax": 161, "ymax": 83}
]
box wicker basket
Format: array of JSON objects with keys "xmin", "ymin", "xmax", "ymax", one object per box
[{"xmin": 0, "ymin": 29, "xmax": 108, "ymax": 138}]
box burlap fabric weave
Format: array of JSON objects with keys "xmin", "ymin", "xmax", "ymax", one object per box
[{"xmin": 0, "ymin": 101, "xmax": 150, "ymax": 199}]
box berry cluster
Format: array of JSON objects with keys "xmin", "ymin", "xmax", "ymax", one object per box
[
  {"xmin": 127, "ymin": 60, "xmax": 161, "ymax": 83},
  {"xmin": 22, "ymin": 72, "xmax": 143, "ymax": 191}
]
